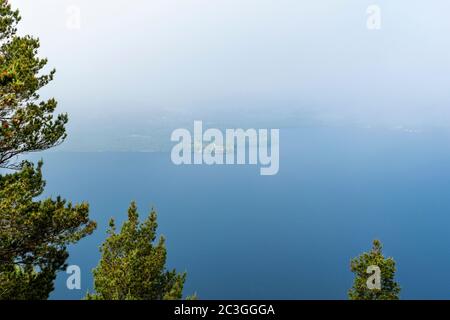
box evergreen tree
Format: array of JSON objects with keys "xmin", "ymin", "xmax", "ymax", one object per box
[
  {"xmin": 0, "ymin": 0, "xmax": 67, "ymax": 169},
  {"xmin": 0, "ymin": 161, "xmax": 96, "ymax": 299},
  {"xmin": 0, "ymin": 1, "xmax": 96, "ymax": 299},
  {"xmin": 87, "ymin": 202, "xmax": 187, "ymax": 300},
  {"xmin": 349, "ymin": 240, "xmax": 400, "ymax": 300}
]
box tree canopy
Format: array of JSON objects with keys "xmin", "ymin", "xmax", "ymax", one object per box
[
  {"xmin": 0, "ymin": 0, "xmax": 67, "ymax": 169},
  {"xmin": 0, "ymin": 161, "xmax": 96, "ymax": 299},
  {"xmin": 87, "ymin": 202, "xmax": 188, "ymax": 300},
  {"xmin": 349, "ymin": 240, "xmax": 400, "ymax": 300},
  {"xmin": 0, "ymin": 1, "xmax": 96, "ymax": 300}
]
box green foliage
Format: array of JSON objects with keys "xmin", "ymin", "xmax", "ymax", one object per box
[
  {"xmin": 0, "ymin": 0, "xmax": 67, "ymax": 169},
  {"xmin": 0, "ymin": 161, "xmax": 96, "ymax": 299},
  {"xmin": 0, "ymin": 2, "xmax": 96, "ymax": 299},
  {"xmin": 87, "ymin": 202, "xmax": 187, "ymax": 300},
  {"xmin": 348, "ymin": 240, "xmax": 400, "ymax": 300}
]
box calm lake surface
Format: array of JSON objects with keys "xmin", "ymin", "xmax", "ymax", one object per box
[{"xmin": 26, "ymin": 127, "xmax": 450, "ymax": 299}]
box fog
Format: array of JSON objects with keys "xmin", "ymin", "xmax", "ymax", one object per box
[{"xmin": 10, "ymin": 0, "xmax": 450, "ymax": 150}]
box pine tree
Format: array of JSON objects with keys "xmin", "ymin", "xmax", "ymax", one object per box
[
  {"xmin": 348, "ymin": 240, "xmax": 400, "ymax": 300},
  {"xmin": 87, "ymin": 202, "xmax": 188, "ymax": 300},
  {"xmin": 0, "ymin": 161, "xmax": 96, "ymax": 299},
  {"xmin": 0, "ymin": 0, "xmax": 67, "ymax": 169},
  {"xmin": 0, "ymin": 1, "xmax": 96, "ymax": 299}
]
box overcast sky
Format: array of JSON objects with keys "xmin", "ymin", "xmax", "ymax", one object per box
[{"xmin": 9, "ymin": 0, "xmax": 450, "ymax": 149}]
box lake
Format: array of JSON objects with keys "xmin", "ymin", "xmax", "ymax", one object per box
[{"xmin": 25, "ymin": 126, "xmax": 450, "ymax": 299}]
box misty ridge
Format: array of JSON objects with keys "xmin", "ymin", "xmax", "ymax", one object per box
[{"xmin": 55, "ymin": 98, "xmax": 450, "ymax": 153}]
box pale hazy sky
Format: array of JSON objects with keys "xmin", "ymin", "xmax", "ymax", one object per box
[{"xmin": 9, "ymin": 0, "xmax": 450, "ymax": 149}]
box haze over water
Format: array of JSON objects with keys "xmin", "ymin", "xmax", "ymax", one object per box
[{"xmin": 9, "ymin": 0, "xmax": 450, "ymax": 299}]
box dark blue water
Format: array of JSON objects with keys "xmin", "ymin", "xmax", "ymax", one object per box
[{"xmin": 29, "ymin": 127, "xmax": 450, "ymax": 299}]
